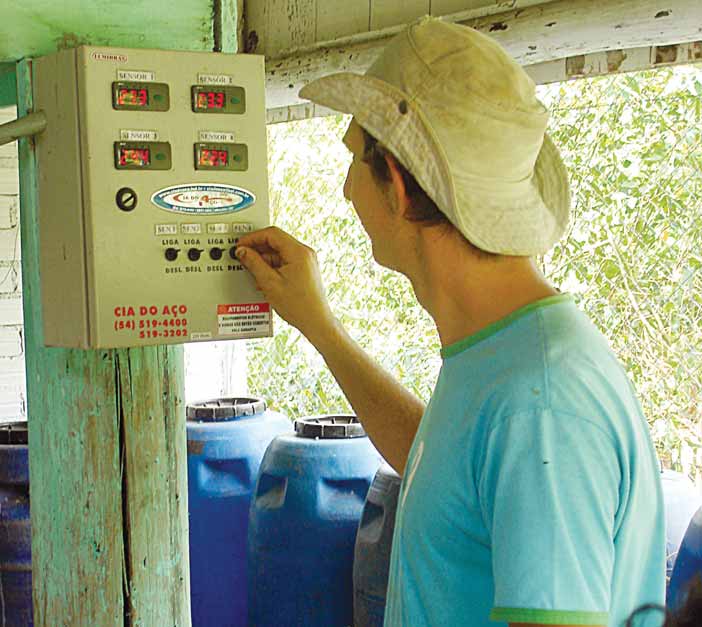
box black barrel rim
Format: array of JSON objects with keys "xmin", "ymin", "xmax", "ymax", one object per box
[
  {"xmin": 0, "ymin": 421, "xmax": 28, "ymax": 445},
  {"xmin": 294, "ymin": 415, "xmax": 365, "ymax": 439},
  {"xmin": 187, "ymin": 397, "xmax": 267, "ymax": 422}
]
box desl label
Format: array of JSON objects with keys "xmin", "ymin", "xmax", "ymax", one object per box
[{"xmin": 217, "ymin": 303, "xmax": 271, "ymax": 337}]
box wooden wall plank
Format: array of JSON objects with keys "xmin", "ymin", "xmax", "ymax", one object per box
[
  {"xmin": 371, "ymin": 0, "xmax": 431, "ymax": 30},
  {"xmin": 317, "ymin": 0, "xmax": 371, "ymax": 42},
  {"xmin": 263, "ymin": 0, "xmax": 702, "ymax": 110},
  {"xmin": 0, "ymin": 0, "xmax": 215, "ymax": 62},
  {"xmin": 266, "ymin": 0, "xmax": 318, "ymax": 57},
  {"xmin": 17, "ymin": 60, "xmax": 125, "ymax": 624},
  {"xmin": 430, "ymin": 0, "xmax": 496, "ymax": 15}
]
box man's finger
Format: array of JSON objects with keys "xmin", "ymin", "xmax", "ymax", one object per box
[
  {"xmin": 236, "ymin": 246, "xmax": 279, "ymax": 287},
  {"xmin": 237, "ymin": 226, "xmax": 302, "ymax": 260}
]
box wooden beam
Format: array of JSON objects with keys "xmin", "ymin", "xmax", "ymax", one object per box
[
  {"xmin": 18, "ymin": 59, "xmax": 191, "ymax": 624},
  {"xmin": 262, "ymin": 0, "xmax": 702, "ymax": 111},
  {"xmin": 12, "ymin": 2, "xmax": 237, "ymax": 622},
  {"xmin": 0, "ymin": 0, "xmax": 215, "ymax": 62},
  {"xmin": 267, "ymin": 39, "xmax": 702, "ymax": 124}
]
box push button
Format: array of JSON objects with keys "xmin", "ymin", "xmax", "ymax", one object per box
[
  {"xmin": 229, "ymin": 246, "xmax": 238, "ymax": 260},
  {"xmin": 187, "ymin": 248, "xmax": 203, "ymax": 261},
  {"xmin": 210, "ymin": 247, "xmax": 224, "ymax": 261},
  {"xmin": 164, "ymin": 248, "xmax": 179, "ymax": 261}
]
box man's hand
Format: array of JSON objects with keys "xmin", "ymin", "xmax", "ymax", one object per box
[
  {"xmin": 236, "ymin": 227, "xmax": 335, "ymax": 341},
  {"xmin": 235, "ymin": 226, "xmax": 423, "ymax": 473}
]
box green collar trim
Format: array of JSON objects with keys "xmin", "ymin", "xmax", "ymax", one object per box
[
  {"xmin": 490, "ymin": 607, "xmax": 608, "ymax": 625},
  {"xmin": 441, "ymin": 293, "xmax": 573, "ymax": 360}
]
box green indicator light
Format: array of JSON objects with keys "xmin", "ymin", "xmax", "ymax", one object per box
[
  {"xmin": 230, "ymin": 97, "xmax": 240, "ymax": 104},
  {"xmin": 156, "ymin": 153, "xmax": 166, "ymax": 161},
  {"xmin": 154, "ymin": 94, "xmax": 163, "ymax": 101},
  {"xmin": 233, "ymin": 154, "xmax": 242, "ymax": 162}
]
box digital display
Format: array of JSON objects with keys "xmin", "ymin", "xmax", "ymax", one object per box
[
  {"xmin": 112, "ymin": 82, "xmax": 170, "ymax": 111},
  {"xmin": 198, "ymin": 148, "xmax": 228, "ymax": 167},
  {"xmin": 191, "ymin": 85, "xmax": 245, "ymax": 114},
  {"xmin": 118, "ymin": 147, "xmax": 151, "ymax": 167},
  {"xmin": 196, "ymin": 91, "xmax": 226, "ymax": 109},
  {"xmin": 117, "ymin": 88, "xmax": 149, "ymax": 107}
]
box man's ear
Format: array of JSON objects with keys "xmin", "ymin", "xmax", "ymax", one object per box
[{"xmin": 384, "ymin": 152, "xmax": 411, "ymax": 217}]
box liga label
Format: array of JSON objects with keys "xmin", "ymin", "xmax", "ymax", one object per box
[{"xmin": 217, "ymin": 303, "xmax": 271, "ymax": 336}]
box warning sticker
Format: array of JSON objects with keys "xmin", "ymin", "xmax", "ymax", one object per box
[{"xmin": 217, "ymin": 303, "xmax": 272, "ymax": 337}]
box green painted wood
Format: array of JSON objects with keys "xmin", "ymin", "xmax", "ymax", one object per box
[
  {"xmin": 117, "ymin": 348, "xmax": 190, "ymax": 625},
  {"xmin": 11, "ymin": 2, "xmax": 244, "ymax": 620},
  {"xmin": 18, "ymin": 57, "xmax": 191, "ymax": 625},
  {"xmin": 0, "ymin": 0, "xmax": 215, "ymax": 62},
  {"xmin": 17, "ymin": 58, "xmax": 125, "ymax": 625},
  {"xmin": 0, "ymin": 63, "xmax": 16, "ymax": 106}
]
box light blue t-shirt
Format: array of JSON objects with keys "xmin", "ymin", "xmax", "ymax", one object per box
[{"xmin": 384, "ymin": 294, "xmax": 665, "ymax": 627}]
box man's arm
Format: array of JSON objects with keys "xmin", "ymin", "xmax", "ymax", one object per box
[{"xmin": 236, "ymin": 227, "xmax": 424, "ymax": 473}]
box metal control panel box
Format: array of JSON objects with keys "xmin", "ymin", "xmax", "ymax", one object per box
[{"xmin": 33, "ymin": 46, "xmax": 272, "ymax": 348}]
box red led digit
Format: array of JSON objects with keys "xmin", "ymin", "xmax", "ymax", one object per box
[
  {"xmin": 207, "ymin": 92, "xmax": 215, "ymax": 108},
  {"xmin": 197, "ymin": 92, "xmax": 208, "ymax": 109},
  {"xmin": 215, "ymin": 92, "xmax": 225, "ymax": 108},
  {"xmin": 217, "ymin": 150, "xmax": 228, "ymax": 165},
  {"xmin": 119, "ymin": 148, "xmax": 150, "ymax": 166},
  {"xmin": 138, "ymin": 89, "xmax": 147, "ymax": 106}
]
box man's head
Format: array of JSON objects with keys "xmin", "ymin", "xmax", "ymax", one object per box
[{"xmin": 300, "ymin": 16, "xmax": 571, "ymax": 257}]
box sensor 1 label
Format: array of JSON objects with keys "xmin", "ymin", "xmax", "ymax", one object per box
[{"xmin": 151, "ymin": 184, "xmax": 256, "ymax": 215}]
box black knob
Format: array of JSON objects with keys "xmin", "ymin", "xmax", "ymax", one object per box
[
  {"xmin": 116, "ymin": 187, "xmax": 138, "ymax": 212},
  {"xmin": 210, "ymin": 247, "xmax": 223, "ymax": 260},
  {"xmin": 187, "ymin": 248, "xmax": 202, "ymax": 261},
  {"xmin": 229, "ymin": 246, "xmax": 238, "ymax": 260},
  {"xmin": 164, "ymin": 248, "xmax": 179, "ymax": 261}
]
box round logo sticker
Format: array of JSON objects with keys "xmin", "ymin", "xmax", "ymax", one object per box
[{"xmin": 151, "ymin": 184, "xmax": 256, "ymax": 215}]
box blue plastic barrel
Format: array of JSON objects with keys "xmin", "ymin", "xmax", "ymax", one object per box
[
  {"xmin": 187, "ymin": 397, "xmax": 292, "ymax": 627},
  {"xmin": 661, "ymin": 469, "xmax": 702, "ymax": 587},
  {"xmin": 668, "ymin": 505, "xmax": 702, "ymax": 610},
  {"xmin": 353, "ymin": 463, "xmax": 402, "ymax": 627},
  {"xmin": 248, "ymin": 415, "xmax": 383, "ymax": 627},
  {"xmin": 0, "ymin": 423, "xmax": 33, "ymax": 626}
]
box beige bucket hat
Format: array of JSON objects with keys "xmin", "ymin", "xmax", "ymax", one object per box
[{"xmin": 299, "ymin": 16, "xmax": 571, "ymax": 256}]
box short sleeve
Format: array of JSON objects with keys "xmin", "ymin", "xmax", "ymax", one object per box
[{"xmin": 478, "ymin": 409, "xmax": 620, "ymax": 625}]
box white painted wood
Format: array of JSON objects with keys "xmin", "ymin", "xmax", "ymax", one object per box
[
  {"xmin": 0, "ymin": 194, "xmax": 18, "ymax": 230},
  {"xmin": 263, "ymin": 0, "xmax": 702, "ymax": 110},
  {"xmin": 243, "ymin": 0, "xmax": 268, "ymax": 52},
  {"xmin": 184, "ymin": 341, "xmax": 248, "ymax": 403},
  {"xmin": 430, "ymin": 0, "xmax": 558, "ymax": 18},
  {"xmin": 0, "ymin": 325, "xmax": 21, "ymax": 357},
  {"xmin": 371, "ymin": 0, "xmax": 430, "ymax": 30},
  {"xmin": 317, "ymin": 0, "xmax": 371, "ymax": 41},
  {"xmin": 264, "ymin": 0, "xmax": 318, "ymax": 57},
  {"xmin": 526, "ymin": 40, "xmax": 702, "ymax": 84},
  {"xmin": 0, "ymin": 296, "xmax": 22, "ymax": 325}
]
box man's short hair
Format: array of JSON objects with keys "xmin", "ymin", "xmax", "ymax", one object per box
[{"xmin": 360, "ymin": 127, "xmax": 498, "ymax": 259}]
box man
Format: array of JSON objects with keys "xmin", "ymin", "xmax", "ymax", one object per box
[{"xmin": 236, "ymin": 16, "xmax": 665, "ymax": 627}]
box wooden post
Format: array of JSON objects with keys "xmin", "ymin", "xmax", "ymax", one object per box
[{"xmin": 17, "ymin": 53, "xmax": 189, "ymax": 627}]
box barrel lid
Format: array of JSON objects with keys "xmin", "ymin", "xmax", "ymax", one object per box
[
  {"xmin": 0, "ymin": 421, "xmax": 28, "ymax": 445},
  {"xmin": 187, "ymin": 397, "xmax": 267, "ymax": 422},
  {"xmin": 294, "ymin": 415, "xmax": 365, "ymax": 439}
]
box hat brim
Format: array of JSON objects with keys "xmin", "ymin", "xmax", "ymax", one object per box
[{"xmin": 300, "ymin": 74, "xmax": 571, "ymax": 256}]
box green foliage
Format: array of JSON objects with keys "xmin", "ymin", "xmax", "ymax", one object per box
[{"xmin": 248, "ymin": 65, "xmax": 702, "ymax": 480}]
